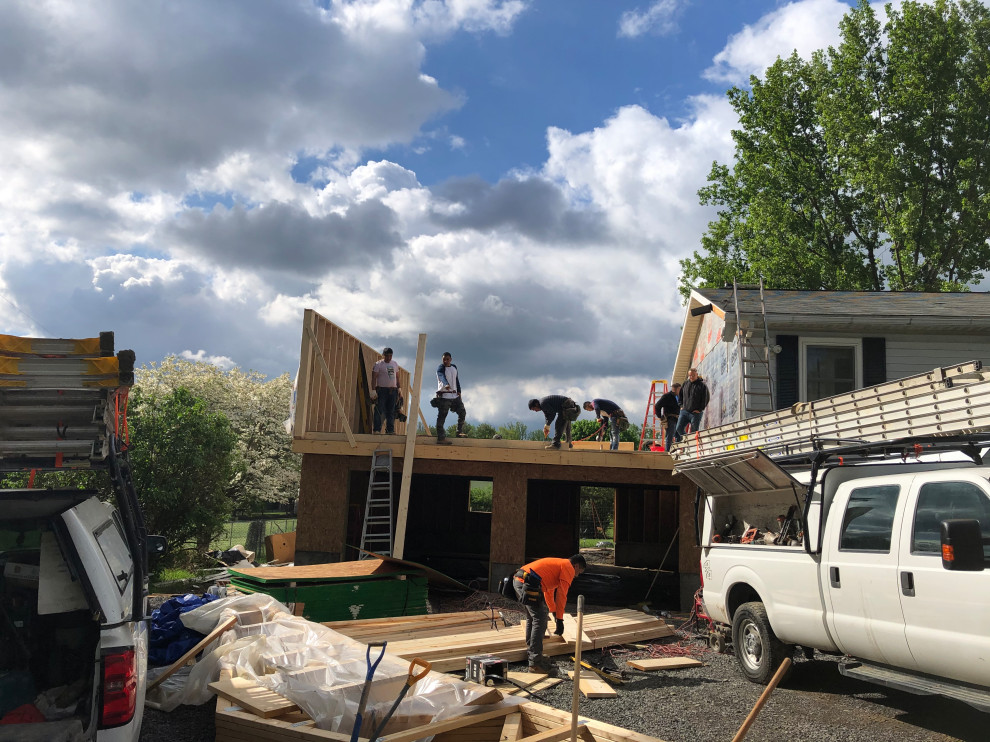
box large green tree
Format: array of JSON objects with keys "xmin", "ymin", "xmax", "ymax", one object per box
[
  {"xmin": 128, "ymin": 386, "xmax": 240, "ymax": 564},
  {"xmin": 136, "ymin": 357, "xmax": 299, "ymax": 510},
  {"xmin": 682, "ymin": 0, "xmax": 990, "ymax": 294}
]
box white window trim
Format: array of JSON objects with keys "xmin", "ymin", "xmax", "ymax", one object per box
[{"xmin": 798, "ymin": 337, "xmax": 862, "ymax": 402}]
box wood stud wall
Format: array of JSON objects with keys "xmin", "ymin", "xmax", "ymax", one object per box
[{"xmin": 295, "ymin": 309, "xmax": 411, "ymax": 437}]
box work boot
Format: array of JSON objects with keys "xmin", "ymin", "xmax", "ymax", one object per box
[
  {"xmin": 545, "ymin": 442, "xmax": 561, "ymax": 450},
  {"xmin": 456, "ymin": 424, "xmax": 466, "ymax": 438}
]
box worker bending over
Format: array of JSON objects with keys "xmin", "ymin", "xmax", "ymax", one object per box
[{"xmin": 513, "ymin": 554, "xmax": 587, "ymax": 673}]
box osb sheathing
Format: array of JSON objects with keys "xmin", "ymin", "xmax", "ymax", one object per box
[{"xmin": 294, "ymin": 453, "xmax": 701, "ymax": 578}]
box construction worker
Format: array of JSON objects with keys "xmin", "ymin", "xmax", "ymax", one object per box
[
  {"xmin": 673, "ymin": 369, "xmax": 710, "ymax": 445},
  {"xmin": 434, "ymin": 351, "xmax": 466, "ymax": 444},
  {"xmin": 512, "ymin": 554, "xmax": 587, "ymax": 673},
  {"xmin": 583, "ymin": 399, "xmax": 625, "ymax": 450},
  {"xmin": 654, "ymin": 383, "xmax": 681, "ymax": 452},
  {"xmin": 528, "ymin": 395, "xmax": 581, "ymax": 449},
  {"xmin": 371, "ymin": 347, "xmax": 400, "ymax": 434}
]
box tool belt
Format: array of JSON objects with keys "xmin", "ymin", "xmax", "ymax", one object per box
[
  {"xmin": 514, "ymin": 569, "xmax": 542, "ymax": 607},
  {"xmin": 613, "ymin": 410, "xmax": 629, "ymax": 431},
  {"xmin": 562, "ymin": 400, "xmax": 581, "ymax": 422}
]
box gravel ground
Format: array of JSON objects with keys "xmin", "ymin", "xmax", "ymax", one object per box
[{"xmin": 139, "ymin": 596, "xmax": 986, "ymax": 742}]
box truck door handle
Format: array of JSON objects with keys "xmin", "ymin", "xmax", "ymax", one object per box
[
  {"xmin": 900, "ymin": 571, "xmax": 916, "ymax": 597},
  {"xmin": 829, "ymin": 566, "xmax": 840, "ymax": 588}
]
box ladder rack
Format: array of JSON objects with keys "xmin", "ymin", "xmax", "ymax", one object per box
[{"xmin": 672, "ymin": 361, "xmax": 990, "ymax": 466}]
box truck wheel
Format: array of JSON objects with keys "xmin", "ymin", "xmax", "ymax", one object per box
[{"xmin": 731, "ymin": 602, "xmax": 789, "ymax": 684}]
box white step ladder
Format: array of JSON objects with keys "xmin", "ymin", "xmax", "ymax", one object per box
[
  {"xmin": 359, "ymin": 449, "xmax": 394, "ymax": 557},
  {"xmin": 672, "ymin": 360, "xmax": 990, "ymax": 466}
]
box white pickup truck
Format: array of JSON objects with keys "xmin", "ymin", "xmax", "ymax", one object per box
[{"xmin": 689, "ymin": 446, "xmax": 990, "ymax": 711}]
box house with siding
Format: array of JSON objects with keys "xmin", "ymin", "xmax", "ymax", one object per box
[{"xmin": 672, "ymin": 288, "xmax": 990, "ymax": 430}]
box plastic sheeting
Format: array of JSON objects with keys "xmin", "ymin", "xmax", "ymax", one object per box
[{"xmin": 146, "ymin": 593, "xmax": 523, "ymax": 739}]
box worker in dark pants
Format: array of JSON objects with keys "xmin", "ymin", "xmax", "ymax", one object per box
[
  {"xmin": 512, "ymin": 554, "xmax": 587, "ymax": 673},
  {"xmin": 528, "ymin": 395, "xmax": 581, "ymax": 449},
  {"xmin": 654, "ymin": 383, "xmax": 681, "ymax": 452}
]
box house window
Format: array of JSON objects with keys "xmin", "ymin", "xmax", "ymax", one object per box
[{"xmin": 799, "ymin": 339, "xmax": 861, "ymax": 401}]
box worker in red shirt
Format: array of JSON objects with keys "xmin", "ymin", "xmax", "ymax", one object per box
[{"xmin": 512, "ymin": 554, "xmax": 587, "ymax": 673}]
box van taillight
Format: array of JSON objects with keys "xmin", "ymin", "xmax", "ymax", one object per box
[{"xmin": 101, "ymin": 649, "xmax": 136, "ymax": 727}]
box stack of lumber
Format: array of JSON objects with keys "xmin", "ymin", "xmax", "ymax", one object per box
[{"xmin": 324, "ymin": 608, "xmax": 674, "ymax": 673}]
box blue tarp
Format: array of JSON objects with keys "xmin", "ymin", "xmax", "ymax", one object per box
[{"xmin": 149, "ymin": 593, "xmax": 217, "ymax": 666}]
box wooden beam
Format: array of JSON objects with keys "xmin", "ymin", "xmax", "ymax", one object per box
[
  {"xmin": 149, "ymin": 615, "xmax": 238, "ymax": 691},
  {"xmin": 294, "ymin": 310, "xmax": 316, "ymax": 437},
  {"xmin": 305, "ymin": 325, "xmax": 356, "ymax": 447},
  {"xmin": 500, "ymin": 712, "xmax": 523, "ymax": 741},
  {"xmin": 392, "ymin": 332, "xmax": 426, "ymax": 559},
  {"xmin": 378, "ymin": 704, "xmax": 515, "ymax": 742}
]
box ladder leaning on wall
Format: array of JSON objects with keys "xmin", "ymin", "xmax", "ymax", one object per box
[
  {"xmin": 731, "ymin": 278, "xmax": 776, "ymax": 420},
  {"xmin": 359, "ymin": 449, "xmax": 394, "ymax": 558}
]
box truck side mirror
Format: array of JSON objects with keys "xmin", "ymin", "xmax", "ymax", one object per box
[
  {"xmin": 146, "ymin": 534, "xmax": 167, "ymax": 559},
  {"xmin": 940, "ymin": 519, "xmax": 984, "ymax": 571}
]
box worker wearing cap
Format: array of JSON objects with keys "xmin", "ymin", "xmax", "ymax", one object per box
[
  {"xmin": 529, "ymin": 395, "xmax": 581, "ymax": 450},
  {"xmin": 371, "ymin": 347, "xmax": 400, "ymax": 434},
  {"xmin": 512, "ymin": 554, "xmax": 587, "ymax": 673}
]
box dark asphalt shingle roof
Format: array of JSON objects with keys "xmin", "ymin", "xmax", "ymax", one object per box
[{"xmin": 697, "ymin": 288, "xmax": 990, "ymax": 318}]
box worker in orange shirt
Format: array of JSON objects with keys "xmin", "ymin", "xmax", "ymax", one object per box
[{"xmin": 512, "ymin": 554, "xmax": 587, "ymax": 673}]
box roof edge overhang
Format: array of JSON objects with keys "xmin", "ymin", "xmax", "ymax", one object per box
[{"xmin": 670, "ymin": 288, "xmax": 725, "ymax": 385}]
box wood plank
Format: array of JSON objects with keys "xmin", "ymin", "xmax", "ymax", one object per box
[
  {"xmin": 566, "ymin": 671, "xmax": 617, "ymax": 699},
  {"xmin": 626, "ymin": 657, "xmax": 703, "ymax": 671},
  {"xmin": 378, "ymin": 705, "xmax": 518, "ymax": 742},
  {"xmin": 393, "ymin": 332, "xmax": 427, "ymax": 559},
  {"xmin": 517, "ymin": 724, "xmax": 584, "ymax": 742},
  {"xmin": 229, "ymin": 559, "xmax": 412, "ymax": 583},
  {"xmin": 208, "ymin": 676, "xmax": 299, "ymax": 718},
  {"xmin": 500, "ymin": 712, "xmax": 523, "ymax": 741},
  {"xmin": 148, "ymin": 615, "xmax": 238, "ymax": 691}
]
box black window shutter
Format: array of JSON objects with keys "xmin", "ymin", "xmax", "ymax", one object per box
[
  {"xmin": 862, "ymin": 337, "xmax": 886, "ymax": 387},
  {"xmin": 776, "ymin": 335, "xmax": 799, "ymax": 409}
]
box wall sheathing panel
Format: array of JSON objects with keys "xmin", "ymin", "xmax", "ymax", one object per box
[
  {"xmin": 293, "ymin": 450, "xmax": 702, "ymax": 606},
  {"xmin": 297, "ymin": 309, "xmax": 411, "ymax": 437},
  {"xmin": 296, "ymin": 453, "xmax": 350, "ymax": 563}
]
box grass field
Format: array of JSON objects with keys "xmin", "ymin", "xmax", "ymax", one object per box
[{"xmin": 211, "ymin": 518, "xmax": 297, "ymax": 552}]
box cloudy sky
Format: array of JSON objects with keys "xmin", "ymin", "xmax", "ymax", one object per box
[{"xmin": 0, "ymin": 0, "xmax": 901, "ymax": 427}]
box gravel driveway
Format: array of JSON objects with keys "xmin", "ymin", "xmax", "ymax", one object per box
[{"xmin": 139, "ymin": 600, "xmax": 985, "ymax": 742}]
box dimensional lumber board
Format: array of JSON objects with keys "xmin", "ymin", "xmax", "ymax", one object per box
[
  {"xmin": 328, "ymin": 609, "xmax": 674, "ymax": 672},
  {"xmin": 626, "ymin": 657, "xmax": 703, "ymax": 671},
  {"xmin": 148, "ymin": 615, "xmax": 238, "ymax": 691},
  {"xmin": 208, "ymin": 676, "xmax": 299, "ymax": 718},
  {"xmin": 229, "ymin": 559, "xmax": 411, "ymax": 583},
  {"xmin": 566, "ymin": 671, "xmax": 618, "ymax": 699},
  {"xmin": 501, "ymin": 712, "xmax": 524, "ymax": 741}
]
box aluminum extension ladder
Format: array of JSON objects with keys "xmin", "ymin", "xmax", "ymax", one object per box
[
  {"xmin": 359, "ymin": 449, "xmax": 394, "ymax": 557},
  {"xmin": 672, "ymin": 360, "xmax": 990, "ymax": 466},
  {"xmin": 731, "ymin": 277, "xmax": 775, "ymax": 419}
]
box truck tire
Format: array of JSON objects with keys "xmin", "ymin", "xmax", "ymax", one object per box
[{"xmin": 731, "ymin": 601, "xmax": 790, "ymax": 684}]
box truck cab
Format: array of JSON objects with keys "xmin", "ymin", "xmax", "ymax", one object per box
[{"xmin": 678, "ymin": 361, "xmax": 990, "ymax": 710}]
